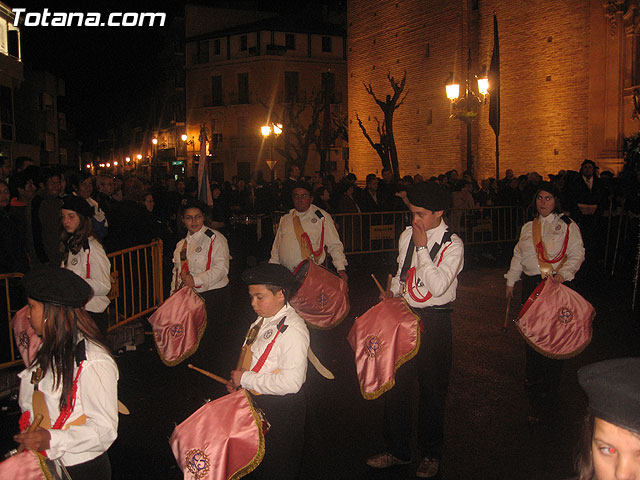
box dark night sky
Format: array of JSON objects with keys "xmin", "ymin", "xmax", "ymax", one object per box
[{"xmin": 14, "ymin": 0, "xmax": 344, "ymax": 149}]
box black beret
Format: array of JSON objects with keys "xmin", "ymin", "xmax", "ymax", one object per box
[
  {"xmin": 578, "ymin": 357, "xmax": 640, "ymax": 434},
  {"xmin": 536, "ymin": 181, "xmax": 561, "ymax": 199},
  {"xmin": 61, "ymin": 195, "xmax": 94, "ymax": 219},
  {"xmin": 242, "ymin": 263, "xmax": 298, "ymax": 291},
  {"xmin": 581, "ymin": 158, "xmax": 599, "ymax": 169},
  {"xmin": 407, "ymin": 181, "xmax": 452, "ymax": 211},
  {"xmin": 292, "ymin": 181, "xmax": 313, "ymax": 195},
  {"xmin": 23, "ymin": 265, "xmax": 93, "ymax": 308}
]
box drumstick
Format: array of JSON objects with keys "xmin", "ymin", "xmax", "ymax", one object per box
[
  {"xmin": 370, "ymin": 274, "xmax": 385, "ymax": 295},
  {"xmin": 502, "ymin": 296, "xmax": 512, "ymax": 331},
  {"xmin": 188, "ymin": 364, "xmax": 230, "ymax": 386},
  {"xmin": 17, "ymin": 413, "xmax": 44, "ymax": 453},
  {"xmin": 385, "ymin": 274, "xmax": 392, "ymax": 295}
]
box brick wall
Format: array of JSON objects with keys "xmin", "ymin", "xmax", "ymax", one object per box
[{"xmin": 348, "ymin": 0, "xmax": 593, "ymax": 181}]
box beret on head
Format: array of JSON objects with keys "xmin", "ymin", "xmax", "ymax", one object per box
[
  {"xmin": 23, "ymin": 265, "xmax": 93, "ymax": 308},
  {"xmin": 536, "ymin": 181, "xmax": 561, "ymax": 199},
  {"xmin": 581, "ymin": 158, "xmax": 598, "ymax": 169},
  {"xmin": 578, "ymin": 357, "xmax": 640, "ymax": 434},
  {"xmin": 61, "ymin": 195, "xmax": 94, "ymax": 219},
  {"xmin": 292, "ymin": 181, "xmax": 313, "ymax": 195},
  {"xmin": 242, "ymin": 263, "xmax": 299, "ymax": 291},
  {"xmin": 407, "ymin": 181, "xmax": 452, "ymax": 211}
]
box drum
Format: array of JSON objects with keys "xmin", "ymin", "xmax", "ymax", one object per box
[
  {"xmin": 11, "ymin": 306, "xmax": 41, "ymax": 367},
  {"xmin": 170, "ymin": 389, "xmax": 265, "ymax": 480},
  {"xmin": 290, "ymin": 260, "xmax": 349, "ymax": 329},
  {"xmin": 148, "ymin": 286, "xmax": 207, "ymax": 366},
  {"xmin": 0, "ymin": 450, "xmax": 52, "ymax": 479},
  {"xmin": 515, "ymin": 278, "xmax": 595, "ymax": 359},
  {"xmin": 347, "ymin": 297, "xmax": 420, "ymax": 400}
]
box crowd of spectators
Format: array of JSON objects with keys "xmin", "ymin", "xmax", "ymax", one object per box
[{"xmin": 2, "ymin": 155, "xmax": 639, "ymax": 278}]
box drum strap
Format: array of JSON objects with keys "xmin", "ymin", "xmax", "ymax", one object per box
[
  {"xmin": 400, "ymin": 231, "xmax": 453, "ymax": 283},
  {"xmin": 251, "ymin": 317, "xmax": 288, "ymax": 373},
  {"xmin": 292, "ymin": 213, "xmax": 324, "ymax": 262},
  {"xmin": 532, "ymin": 218, "xmax": 568, "ymax": 279}
]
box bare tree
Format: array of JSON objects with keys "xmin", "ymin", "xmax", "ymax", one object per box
[{"xmin": 356, "ymin": 71, "xmax": 407, "ymax": 179}]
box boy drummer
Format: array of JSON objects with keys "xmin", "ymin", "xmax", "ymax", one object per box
[{"xmin": 228, "ymin": 263, "xmax": 310, "ymax": 479}]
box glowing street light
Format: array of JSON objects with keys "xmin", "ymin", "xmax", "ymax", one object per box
[
  {"xmin": 152, "ymin": 137, "xmax": 158, "ymax": 145},
  {"xmin": 136, "ymin": 154, "xmax": 142, "ymax": 160},
  {"xmin": 181, "ymin": 134, "xmax": 188, "ymax": 142},
  {"xmin": 125, "ymin": 157, "xmax": 131, "ymax": 163}
]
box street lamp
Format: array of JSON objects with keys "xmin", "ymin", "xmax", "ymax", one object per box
[
  {"xmin": 445, "ymin": 48, "xmax": 488, "ymax": 173},
  {"xmin": 261, "ymin": 123, "xmax": 283, "ymax": 181}
]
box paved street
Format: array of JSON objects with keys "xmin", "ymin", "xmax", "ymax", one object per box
[{"xmin": 2, "ymin": 254, "xmax": 639, "ymax": 479}]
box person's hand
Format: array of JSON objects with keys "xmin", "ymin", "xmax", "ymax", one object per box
[
  {"xmin": 551, "ymin": 274, "xmax": 565, "ymax": 284},
  {"xmin": 412, "ymin": 221, "xmax": 428, "ymax": 248},
  {"xmin": 338, "ymin": 270, "xmax": 348, "ymax": 283},
  {"xmin": 13, "ymin": 428, "xmax": 51, "ymax": 451},
  {"xmin": 505, "ymin": 285, "xmax": 514, "ymax": 300},
  {"xmin": 180, "ymin": 272, "xmax": 195, "ymax": 288},
  {"xmin": 228, "ymin": 370, "xmax": 244, "ymax": 391}
]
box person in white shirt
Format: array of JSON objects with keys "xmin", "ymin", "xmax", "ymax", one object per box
[
  {"xmin": 228, "ymin": 263, "xmax": 309, "ymax": 480},
  {"xmin": 14, "ymin": 266, "xmax": 118, "ymax": 479},
  {"xmin": 270, "ymin": 182, "xmax": 348, "ymax": 282},
  {"xmin": 60, "ymin": 195, "xmax": 112, "ymax": 334},
  {"xmin": 367, "ymin": 181, "xmax": 464, "ymax": 479},
  {"xmin": 171, "ymin": 199, "xmax": 230, "ymax": 367},
  {"xmin": 505, "ymin": 182, "xmax": 585, "ymax": 425}
]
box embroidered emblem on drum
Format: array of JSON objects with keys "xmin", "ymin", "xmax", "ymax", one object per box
[
  {"xmin": 18, "ymin": 331, "xmax": 29, "ymax": 349},
  {"xmin": 557, "ymin": 306, "xmax": 574, "ymax": 324},
  {"xmin": 169, "ymin": 324, "xmax": 185, "ymax": 338},
  {"xmin": 364, "ymin": 335, "xmax": 382, "ymax": 358},
  {"xmin": 71, "ymin": 258, "xmax": 79, "ymax": 266},
  {"xmin": 185, "ymin": 448, "xmax": 210, "ymax": 479},
  {"xmin": 195, "ymin": 246, "xmax": 202, "ymax": 253},
  {"xmin": 263, "ymin": 328, "xmax": 274, "ymax": 340},
  {"xmin": 316, "ymin": 293, "xmax": 328, "ymax": 307}
]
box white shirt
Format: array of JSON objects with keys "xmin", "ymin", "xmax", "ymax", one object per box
[
  {"xmin": 18, "ymin": 337, "xmax": 119, "ymax": 467},
  {"xmin": 171, "ymin": 227, "xmax": 230, "ymax": 294},
  {"xmin": 62, "ymin": 236, "xmax": 111, "ymax": 313},
  {"xmin": 504, "ymin": 213, "xmax": 585, "ymax": 286},
  {"xmin": 390, "ymin": 221, "xmax": 464, "ymax": 308},
  {"xmin": 240, "ymin": 304, "xmax": 310, "ymax": 396},
  {"xmin": 269, "ymin": 206, "xmax": 347, "ymax": 272}
]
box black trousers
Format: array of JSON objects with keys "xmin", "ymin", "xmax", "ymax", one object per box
[
  {"xmin": 521, "ymin": 275, "xmax": 564, "ymax": 418},
  {"xmin": 65, "ymin": 451, "xmax": 111, "ymax": 480},
  {"xmin": 189, "ymin": 285, "xmax": 230, "ymax": 372},
  {"xmin": 383, "ymin": 309, "xmax": 452, "ymax": 461},
  {"xmin": 248, "ymin": 390, "xmax": 306, "ymax": 480}
]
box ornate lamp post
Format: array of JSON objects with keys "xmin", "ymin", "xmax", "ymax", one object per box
[{"xmin": 260, "ymin": 123, "xmax": 283, "ymax": 181}]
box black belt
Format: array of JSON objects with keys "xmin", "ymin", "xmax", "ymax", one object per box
[{"xmin": 410, "ymin": 303, "xmax": 453, "ymax": 314}]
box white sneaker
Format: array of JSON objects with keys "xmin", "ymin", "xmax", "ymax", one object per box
[
  {"xmin": 366, "ymin": 452, "xmax": 411, "ymax": 469},
  {"xmin": 416, "ymin": 457, "xmax": 439, "ymax": 478}
]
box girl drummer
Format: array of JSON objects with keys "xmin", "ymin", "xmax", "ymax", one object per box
[
  {"xmin": 228, "ymin": 263, "xmax": 310, "ymax": 480},
  {"xmin": 13, "ymin": 266, "xmax": 119, "ymax": 479},
  {"xmin": 60, "ymin": 194, "xmax": 112, "ymax": 334},
  {"xmin": 504, "ymin": 182, "xmax": 585, "ymax": 424}
]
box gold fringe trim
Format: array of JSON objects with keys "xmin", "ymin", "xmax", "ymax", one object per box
[
  {"xmin": 361, "ymin": 299, "xmax": 422, "ymax": 400},
  {"xmin": 516, "ymin": 310, "xmax": 596, "ymax": 360},
  {"xmin": 229, "ymin": 390, "xmax": 266, "ymax": 479},
  {"xmin": 157, "ymin": 289, "xmax": 208, "ymax": 367},
  {"xmin": 35, "ymin": 452, "xmax": 53, "ymax": 480}
]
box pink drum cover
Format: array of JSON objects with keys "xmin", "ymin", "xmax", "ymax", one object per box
[
  {"xmin": 0, "ymin": 450, "xmax": 51, "ymax": 479},
  {"xmin": 148, "ymin": 286, "xmax": 207, "ymax": 366},
  {"xmin": 170, "ymin": 389, "xmax": 265, "ymax": 480},
  {"xmin": 347, "ymin": 298, "xmax": 420, "ymax": 399},
  {"xmin": 11, "ymin": 306, "xmax": 41, "ymax": 367},
  {"xmin": 515, "ymin": 279, "xmax": 595, "ymax": 359},
  {"xmin": 290, "ymin": 260, "xmax": 350, "ymax": 329}
]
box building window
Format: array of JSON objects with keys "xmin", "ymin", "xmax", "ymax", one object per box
[
  {"xmin": 197, "ymin": 40, "xmax": 209, "ymax": 64},
  {"xmin": 238, "ymin": 73, "xmax": 249, "ymax": 103},
  {"xmin": 237, "ymin": 116, "xmax": 248, "ymax": 135},
  {"xmin": 0, "ymin": 86, "xmax": 13, "ymax": 139},
  {"xmin": 321, "ymin": 71, "xmax": 335, "ymax": 103},
  {"xmin": 322, "ymin": 36, "xmax": 332, "ymax": 53},
  {"xmin": 211, "ymin": 76, "xmax": 223, "ymax": 106},
  {"xmin": 285, "ymin": 33, "xmax": 296, "ymax": 50},
  {"xmin": 284, "ymin": 71, "xmax": 299, "ymax": 103},
  {"xmin": 240, "ymin": 35, "xmax": 247, "ymax": 51},
  {"xmin": 214, "ymin": 39, "xmax": 221, "ymax": 55}
]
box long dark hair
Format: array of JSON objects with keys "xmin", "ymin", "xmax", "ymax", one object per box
[
  {"xmin": 33, "ymin": 304, "xmax": 107, "ymax": 410},
  {"xmin": 574, "ymin": 414, "xmax": 596, "ymax": 480},
  {"xmin": 60, "ymin": 211, "xmax": 94, "ymax": 259}
]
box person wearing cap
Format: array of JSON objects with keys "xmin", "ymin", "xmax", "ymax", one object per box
[
  {"xmin": 13, "ymin": 266, "xmax": 118, "ymax": 479},
  {"xmin": 227, "ymin": 263, "xmax": 310, "ymax": 479},
  {"xmin": 575, "ymin": 358, "xmax": 640, "ymax": 480},
  {"xmin": 505, "ymin": 182, "xmax": 585, "ymax": 425},
  {"xmin": 60, "ymin": 194, "xmax": 112, "ymax": 334},
  {"xmin": 270, "ymin": 181, "xmax": 348, "ymax": 282},
  {"xmin": 366, "ymin": 181, "xmax": 464, "ymax": 478}
]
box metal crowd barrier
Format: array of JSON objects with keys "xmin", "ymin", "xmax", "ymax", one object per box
[{"xmin": 0, "ymin": 240, "xmax": 165, "ymax": 369}]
